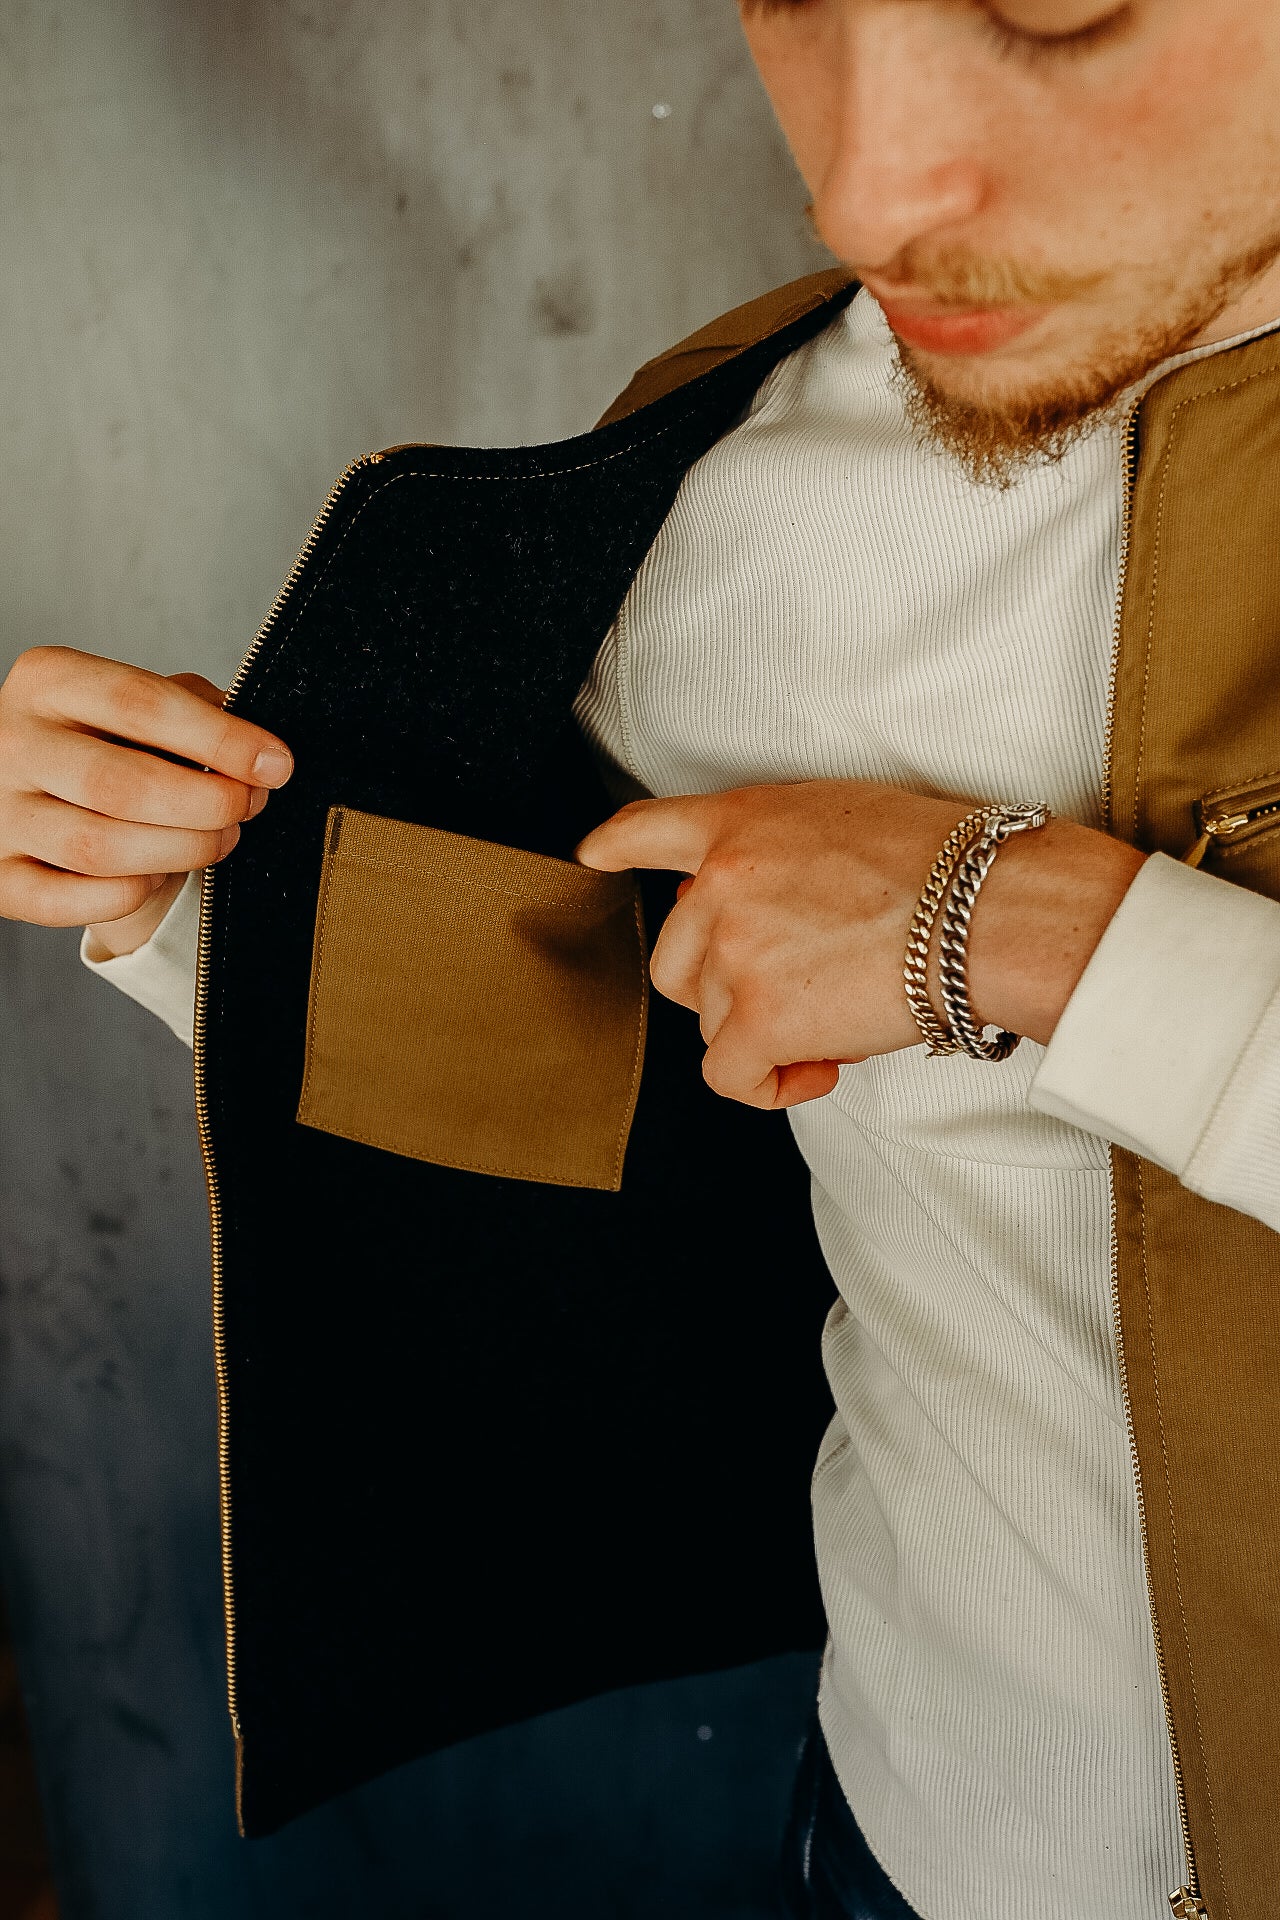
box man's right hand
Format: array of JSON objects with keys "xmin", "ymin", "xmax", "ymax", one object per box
[{"xmin": 0, "ymin": 646, "xmax": 294, "ymax": 956}]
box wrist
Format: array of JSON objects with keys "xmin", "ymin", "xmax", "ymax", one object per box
[{"xmin": 964, "ymin": 820, "xmax": 1147, "ymax": 1048}]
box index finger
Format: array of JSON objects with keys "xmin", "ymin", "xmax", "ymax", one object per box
[
  {"xmin": 575, "ymin": 795, "xmax": 719, "ymax": 874},
  {"xmin": 33, "ymin": 648, "xmax": 294, "ymax": 788}
]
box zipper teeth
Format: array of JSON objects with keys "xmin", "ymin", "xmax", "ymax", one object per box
[
  {"xmin": 1105, "ymin": 1164, "xmax": 1201, "ymax": 1903},
  {"xmin": 193, "ymin": 859, "xmax": 240, "ymax": 1761},
  {"xmin": 192, "ymin": 447, "xmax": 385, "ymax": 1818},
  {"xmin": 1100, "ymin": 420, "xmax": 1200, "ymax": 1906},
  {"xmin": 1099, "ymin": 403, "xmax": 1140, "ymax": 835},
  {"xmin": 1210, "ymin": 796, "xmax": 1280, "ymax": 833},
  {"xmin": 224, "ymin": 450, "xmax": 385, "ymax": 710},
  {"xmin": 1104, "ymin": 323, "xmax": 1280, "ymax": 1906}
]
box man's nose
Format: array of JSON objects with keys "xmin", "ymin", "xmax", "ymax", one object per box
[{"xmin": 810, "ymin": 19, "xmax": 987, "ymax": 274}]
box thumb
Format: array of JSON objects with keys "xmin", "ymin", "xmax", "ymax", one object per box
[{"xmin": 772, "ymin": 1060, "xmax": 844, "ymax": 1107}]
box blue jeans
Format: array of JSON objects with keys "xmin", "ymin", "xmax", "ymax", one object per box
[{"xmin": 779, "ymin": 1718, "xmax": 927, "ymax": 1920}]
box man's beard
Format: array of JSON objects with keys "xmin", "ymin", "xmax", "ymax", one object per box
[{"xmin": 885, "ymin": 232, "xmax": 1280, "ymax": 488}]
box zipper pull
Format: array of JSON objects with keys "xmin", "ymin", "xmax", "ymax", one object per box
[
  {"xmin": 1183, "ymin": 811, "xmax": 1250, "ymax": 868},
  {"xmin": 1169, "ymin": 1888, "xmax": 1209, "ymax": 1919}
]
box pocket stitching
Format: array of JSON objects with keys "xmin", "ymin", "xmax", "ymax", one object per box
[
  {"xmin": 325, "ymin": 850, "xmax": 625, "ymax": 912},
  {"xmin": 608, "ymin": 886, "xmax": 649, "ymax": 1188},
  {"xmin": 1213, "ymin": 824, "xmax": 1280, "ymax": 863},
  {"xmin": 1199, "ymin": 765, "xmax": 1280, "ymax": 808},
  {"xmin": 299, "ymin": 1116, "xmax": 632, "ymax": 1190},
  {"xmin": 298, "ymin": 808, "xmax": 649, "ymax": 1190},
  {"xmin": 297, "ymin": 817, "xmax": 344, "ymax": 1123}
]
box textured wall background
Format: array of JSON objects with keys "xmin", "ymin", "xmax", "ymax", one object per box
[{"xmin": 0, "ymin": 2, "xmax": 825, "ymax": 1915}]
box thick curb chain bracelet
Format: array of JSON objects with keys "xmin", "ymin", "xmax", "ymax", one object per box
[
  {"xmin": 904, "ymin": 802, "xmax": 1052, "ymax": 1062},
  {"xmin": 902, "ymin": 807, "xmax": 995, "ymax": 1055}
]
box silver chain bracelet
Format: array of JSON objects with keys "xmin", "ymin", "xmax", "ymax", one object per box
[
  {"xmin": 936, "ymin": 804, "xmax": 1052, "ymax": 1061},
  {"xmin": 902, "ymin": 807, "xmax": 995, "ymax": 1055},
  {"xmin": 904, "ymin": 802, "xmax": 1052, "ymax": 1061}
]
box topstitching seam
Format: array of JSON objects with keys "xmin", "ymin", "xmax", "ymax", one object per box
[
  {"xmin": 1135, "ymin": 1159, "xmax": 1231, "ymax": 1918},
  {"xmin": 609, "ymin": 886, "xmax": 649, "ymax": 1185},
  {"xmin": 248, "ymin": 402, "xmax": 718, "ymax": 704},
  {"xmin": 298, "ymin": 880, "xmax": 647, "ymax": 1188},
  {"xmin": 1200, "ymin": 765, "xmax": 1280, "ymax": 804},
  {"xmin": 614, "ymin": 598, "xmax": 641, "ymax": 784},
  {"xmin": 297, "ymin": 818, "xmax": 341, "ymax": 1118},
  {"xmin": 1131, "ymin": 362, "xmax": 1280, "ymax": 843},
  {"xmin": 323, "ymin": 852, "xmax": 625, "ymax": 908}
]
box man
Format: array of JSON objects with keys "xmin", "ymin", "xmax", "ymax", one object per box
[{"xmin": 2, "ymin": 1, "xmax": 1279, "ymax": 1916}]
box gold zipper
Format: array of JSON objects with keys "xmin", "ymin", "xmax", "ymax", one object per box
[
  {"xmin": 1105, "ymin": 1165, "xmax": 1206, "ymax": 1919},
  {"xmin": 1101, "ymin": 411, "xmax": 1205, "ymax": 1919},
  {"xmin": 1099, "ymin": 403, "xmax": 1139, "ymax": 835},
  {"xmin": 223, "ymin": 449, "xmax": 387, "ymax": 708},
  {"xmin": 192, "ymin": 447, "xmax": 386, "ymax": 1826},
  {"xmin": 1184, "ymin": 794, "xmax": 1280, "ymax": 869}
]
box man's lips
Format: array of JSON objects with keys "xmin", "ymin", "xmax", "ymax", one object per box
[{"xmin": 870, "ymin": 294, "xmax": 1048, "ymax": 357}]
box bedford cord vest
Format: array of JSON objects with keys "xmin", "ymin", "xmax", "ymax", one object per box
[{"xmin": 197, "ymin": 270, "xmax": 1280, "ymax": 1918}]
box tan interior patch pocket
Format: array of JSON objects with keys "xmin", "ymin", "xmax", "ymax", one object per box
[{"xmin": 296, "ymin": 806, "xmax": 648, "ymax": 1190}]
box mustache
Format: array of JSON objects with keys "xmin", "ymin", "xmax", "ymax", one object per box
[
  {"xmin": 866, "ymin": 246, "xmax": 1106, "ymax": 307},
  {"xmin": 804, "ymin": 214, "xmax": 1104, "ymax": 306}
]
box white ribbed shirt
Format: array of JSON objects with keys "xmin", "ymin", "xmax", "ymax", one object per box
[{"xmin": 87, "ymin": 289, "xmax": 1280, "ymax": 1920}]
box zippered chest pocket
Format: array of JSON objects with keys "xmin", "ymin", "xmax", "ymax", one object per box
[
  {"xmin": 1184, "ymin": 770, "xmax": 1280, "ymax": 892},
  {"xmin": 296, "ymin": 806, "xmax": 649, "ymax": 1191}
]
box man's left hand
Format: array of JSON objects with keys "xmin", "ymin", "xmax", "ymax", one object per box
[{"xmin": 575, "ymin": 779, "xmax": 1146, "ymax": 1110}]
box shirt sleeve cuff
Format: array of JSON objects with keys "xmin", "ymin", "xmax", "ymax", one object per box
[
  {"xmin": 1181, "ymin": 982, "xmax": 1280, "ymax": 1229},
  {"xmin": 1028, "ymin": 851, "xmax": 1280, "ymax": 1173},
  {"xmin": 79, "ymin": 871, "xmax": 201, "ymax": 1049}
]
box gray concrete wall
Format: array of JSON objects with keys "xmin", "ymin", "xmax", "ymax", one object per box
[
  {"xmin": 0, "ymin": 3, "xmax": 824, "ymax": 1915},
  {"xmin": 3, "ymin": 0, "xmax": 820, "ymax": 686}
]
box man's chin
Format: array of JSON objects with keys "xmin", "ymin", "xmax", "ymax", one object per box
[
  {"xmin": 889, "ymin": 287, "xmax": 1215, "ymax": 486},
  {"xmin": 889, "ymin": 335, "xmax": 1136, "ymax": 488},
  {"xmin": 883, "ymin": 232, "xmax": 1280, "ymax": 486}
]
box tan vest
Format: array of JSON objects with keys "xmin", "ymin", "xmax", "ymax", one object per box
[{"xmin": 605, "ymin": 271, "xmax": 1280, "ymax": 1920}]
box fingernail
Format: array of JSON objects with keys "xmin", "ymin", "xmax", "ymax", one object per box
[
  {"xmin": 252, "ymin": 747, "xmax": 293, "ymax": 786},
  {"xmin": 220, "ymin": 824, "xmax": 242, "ymax": 857},
  {"xmin": 246, "ymin": 787, "xmax": 269, "ymax": 818}
]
